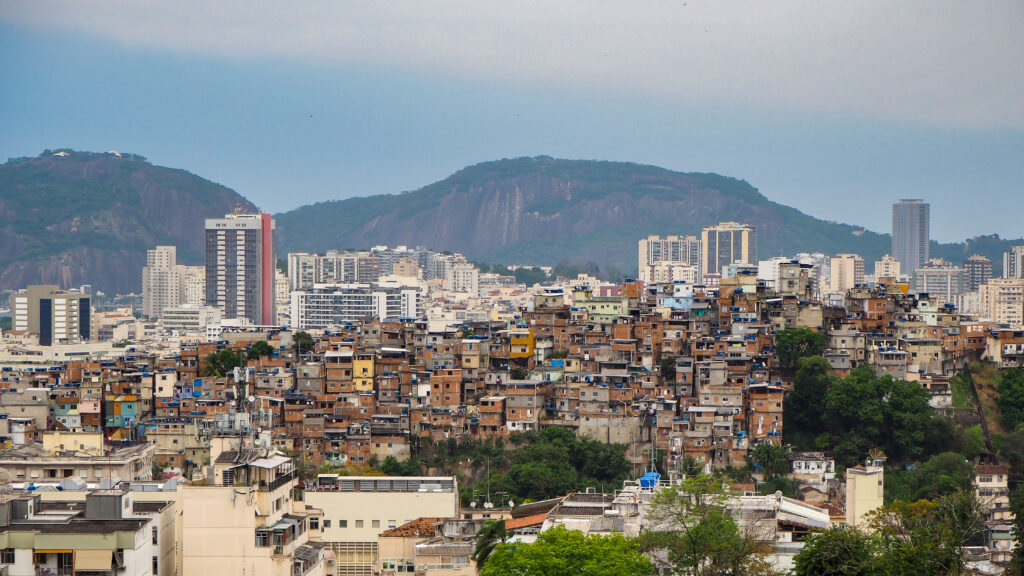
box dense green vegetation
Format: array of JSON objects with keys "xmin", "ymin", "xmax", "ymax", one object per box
[
  {"xmin": 482, "ymin": 525, "xmax": 654, "ymax": 576},
  {"xmin": 785, "ymin": 363, "xmax": 954, "ymax": 468},
  {"xmin": 372, "ymin": 427, "xmax": 633, "ymax": 504}
]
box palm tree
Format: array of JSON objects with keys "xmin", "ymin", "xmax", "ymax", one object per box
[{"xmin": 472, "ymin": 519, "xmax": 508, "ymax": 571}]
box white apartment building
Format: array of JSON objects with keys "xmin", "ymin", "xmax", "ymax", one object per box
[
  {"xmin": 160, "ymin": 304, "xmax": 223, "ymax": 335},
  {"xmin": 638, "ymin": 235, "xmax": 702, "ymax": 281},
  {"xmin": 979, "ymin": 278, "xmax": 1024, "ymax": 327},
  {"xmin": 913, "ymin": 258, "xmax": 966, "ymax": 304},
  {"xmin": 639, "ymin": 262, "xmax": 698, "ymax": 285},
  {"xmin": 305, "ymin": 476, "xmax": 458, "ymax": 576},
  {"xmin": 874, "ymin": 254, "xmax": 902, "ymax": 280},
  {"xmin": 447, "ymin": 263, "xmax": 480, "ymax": 295},
  {"xmin": 1005, "ymin": 246, "xmax": 1024, "ymax": 279},
  {"xmin": 290, "ymin": 283, "xmax": 425, "ymax": 330}
]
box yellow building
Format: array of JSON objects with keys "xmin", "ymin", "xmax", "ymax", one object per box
[
  {"xmin": 353, "ymin": 352, "xmax": 375, "ymax": 392},
  {"xmin": 178, "ymin": 446, "xmax": 325, "ymax": 576},
  {"xmin": 844, "ymin": 456, "xmax": 884, "ymax": 529}
]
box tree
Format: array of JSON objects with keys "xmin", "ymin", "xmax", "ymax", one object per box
[
  {"xmin": 293, "ymin": 331, "xmax": 315, "ymax": 356},
  {"xmin": 815, "ymin": 368, "xmax": 953, "ymax": 468},
  {"xmin": 638, "ymin": 474, "xmax": 773, "ymax": 576},
  {"xmin": 748, "ymin": 442, "xmax": 791, "ymax": 478},
  {"xmin": 200, "ymin": 349, "xmax": 246, "ymax": 377},
  {"xmin": 902, "ymin": 452, "xmax": 974, "ymax": 502},
  {"xmin": 792, "ymin": 527, "xmax": 879, "ymax": 576},
  {"xmin": 481, "ymin": 525, "xmax": 654, "ymax": 576},
  {"xmin": 247, "ymin": 340, "xmax": 275, "ymax": 360},
  {"xmin": 775, "ymin": 327, "xmax": 827, "ymax": 373},
  {"xmin": 380, "ymin": 455, "xmax": 420, "ymax": 476},
  {"xmin": 660, "ymin": 356, "xmax": 677, "ymax": 383},
  {"xmin": 473, "ymin": 519, "xmax": 508, "ymax": 571},
  {"xmin": 868, "ymin": 490, "xmax": 985, "ymax": 576},
  {"xmin": 783, "ymin": 356, "xmax": 832, "ymax": 449},
  {"xmin": 999, "ymin": 367, "xmax": 1024, "ymax": 429}
]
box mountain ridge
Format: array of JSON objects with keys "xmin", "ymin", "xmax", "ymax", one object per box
[
  {"xmin": 0, "ymin": 150, "xmax": 255, "ymax": 294},
  {"xmin": 1, "ymin": 152, "xmax": 1018, "ymax": 294}
]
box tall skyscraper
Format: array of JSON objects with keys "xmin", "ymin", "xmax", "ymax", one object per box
[
  {"xmin": 701, "ymin": 222, "xmax": 756, "ymax": 279},
  {"xmin": 205, "ymin": 212, "xmax": 276, "ymax": 325},
  {"xmin": 892, "ymin": 199, "xmax": 930, "ymax": 276},
  {"xmin": 1004, "ymin": 246, "xmax": 1024, "ymax": 279}
]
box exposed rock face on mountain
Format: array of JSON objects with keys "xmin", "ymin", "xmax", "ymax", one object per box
[
  {"xmin": 0, "ymin": 150, "xmax": 255, "ymax": 294},
  {"xmin": 277, "ymin": 156, "xmax": 892, "ymax": 271}
]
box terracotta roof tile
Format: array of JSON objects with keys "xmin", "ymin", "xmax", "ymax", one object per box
[
  {"xmin": 505, "ymin": 513, "xmax": 546, "ymax": 531},
  {"xmin": 379, "ymin": 517, "xmax": 442, "ymax": 538}
]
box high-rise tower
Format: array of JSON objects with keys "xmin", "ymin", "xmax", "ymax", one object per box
[
  {"xmin": 892, "ymin": 200, "xmax": 930, "ymax": 276},
  {"xmin": 205, "ymin": 212, "xmax": 276, "ymax": 325}
]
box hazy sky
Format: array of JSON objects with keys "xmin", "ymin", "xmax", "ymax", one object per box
[{"xmin": 2, "ymin": 2, "xmax": 1022, "ymax": 242}]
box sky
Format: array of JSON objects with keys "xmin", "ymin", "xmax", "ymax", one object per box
[{"xmin": 1, "ymin": 1, "xmax": 1022, "ymax": 242}]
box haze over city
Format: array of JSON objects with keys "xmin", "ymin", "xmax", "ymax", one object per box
[{"xmin": 2, "ymin": 1, "xmax": 1022, "ymax": 241}]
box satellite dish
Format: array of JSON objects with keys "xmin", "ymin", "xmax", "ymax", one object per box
[
  {"xmin": 248, "ymin": 396, "xmax": 256, "ymax": 404},
  {"xmin": 508, "ymin": 500, "xmax": 514, "ymax": 508},
  {"xmin": 484, "ymin": 502, "xmax": 493, "ymax": 509},
  {"xmin": 470, "ymin": 502, "xmax": 477, "ymax": 508}
]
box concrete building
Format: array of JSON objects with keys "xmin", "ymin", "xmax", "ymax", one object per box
[
  {"xmin": 892, "ymin": 199, "xmax": 930, "ymax": 276},
  {"xmin": 447, "ymin": 263, "xmax": 480, "ymax": 295},
  {"xmin": 639, "ymin": 235, "xmax": 702, "ymax": 281},
  {"xmin": 829, "ymin": 254, "xmax": 865, "ymax": 293},
  {"xmin": 290, "ymin": 283, "xmax": 425, "ymax": 330},
  {"xmin": 980, "ymin": 279, "xmax": 1024, "ymax": 327},
  {"xmin": 160, "ymin": 305, "xmax": 223, "ymax": 335},
  {"xmin": 142, "ymin": 246, "xmax": 182, "ymax": 318},
  {"xmin": 205, "ymin": 212, "xmax": 276, "ymax": 325},
  {"xmin": 10, "ymin": 285, "xmax": 91, "ymax": 346},
  {"xmin": 874, "ymin": 254, "xmax": 902, "ymax": 280},
  {"xmin": 178, "ymin": 447, "xmax": 325, "ymax": 576},
  {"xmin": 845, "ymin": 455, "xmax": 885, "ymax": 529},
  {"xmin": 639, "ymin": 263, "xmax": 698, "ymax": 285},
  {"xmin": 0, "ymin": 490, "xmax": 158, "ymax": 576},
  {"xmin": 913, "ymin": 258, "xmax": 966, "ymax": 304},
  {"xmin": 0, "ymin": 431, "xmax": 154, "ymax": 483},
  {"xmin": 181, "ymin": 266, "xmax": 206, "ymax": 306},
  {"xmin": 1004, "ymin": 246, "xmax": 1024, "ymax": 279},
  {"xmin": 701, "ymin": 223, "xmax": 756, "ymax": 280},
  {"xmin": 305, "ymin": 476, "xmax": 459, "ymax": 576},
  {"xmin": 964, "ymin": 255, "xmax": 994, "ymax": 292}
]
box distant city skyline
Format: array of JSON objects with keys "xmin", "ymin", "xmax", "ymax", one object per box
[{"xmin": 1, "ymin": 3, "xmax": 1022, "ymax": 242}]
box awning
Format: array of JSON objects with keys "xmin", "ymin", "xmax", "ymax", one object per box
[
  {"xmin": 249, "ymin": 455, "xmax": 291, "ymax": 469},
  {"xmin": 75, "ymin": 550, "xmax": 113, "ymax": 571}
]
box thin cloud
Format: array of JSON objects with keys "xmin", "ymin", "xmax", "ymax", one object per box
[{"xmin": 2, "ymin": 1, "xmax": 1022, "ymax": 129}]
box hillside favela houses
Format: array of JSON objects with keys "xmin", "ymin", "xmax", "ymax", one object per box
[{"xmin": 0, "ymin": 202, "xmax": 1022, "ymax": 575}]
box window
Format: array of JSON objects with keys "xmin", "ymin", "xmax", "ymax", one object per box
[
  {"xmin": 256, "ymin": 532, "xmax": 270, "ymax": 547},
  {"xmin": 309, "ymin": 517, "xmax": 319, "ymax": 530},
  {"xmin": 388, "ymin": 520, "xmax": 397, "ymax": 529},
  {"xmin": 323, "ymin": 520, "xmax": 331, "ymax": 528},
  {"xmin": 355, "ymin": 520, "xmax": 364, "ymax": 528},
  {"xmin": 372, "ymin": 520, "xmax": 380, "ymax": 528},
  {"xmin": 339, "ymin": 520, "xmax": 347, "ymax": 528},
  {"xmin": 152, "ymin": 526, "xmax": 158, "ymax": 545},
  {"xmin": 1, "ymin": 549, "xmax": 14, "ymax": 564},
  {"xmin": 152, "ymin": 556, "xmax": 158, "ymax": 574}
]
